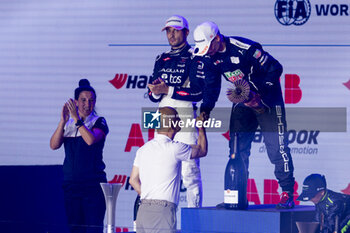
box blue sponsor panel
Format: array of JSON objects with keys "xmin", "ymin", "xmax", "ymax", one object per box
[
  {"xmin": 182, "ymin": 205, "xmax": 316, "ymax": 233},
  {"xmin": 0, "ymin": 165, "xmax": 68, "ymax": 233}
]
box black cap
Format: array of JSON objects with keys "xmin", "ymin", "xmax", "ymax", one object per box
[{"xmin": 297, "ymin": 174, "xmax": 326, "ymax": 201}]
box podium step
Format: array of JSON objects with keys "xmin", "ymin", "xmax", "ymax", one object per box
[{"xmin": 181, "ymin": 204, "xmax": 316, "ymax": 233}]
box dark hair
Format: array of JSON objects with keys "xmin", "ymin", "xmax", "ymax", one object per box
[{"xmin": 74, "ymin": 79, "xmax": 96, "ymax": 100}]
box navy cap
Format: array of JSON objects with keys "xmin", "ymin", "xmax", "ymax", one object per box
[{"xmin": 297, "ymin": 174, "xmax": 327, "ymax": 201}]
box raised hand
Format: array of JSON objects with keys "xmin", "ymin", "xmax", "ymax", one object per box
[
  {"xmin": 61, "ymin": 104, "xmax": 70, "ymax": 123},
  {"xmin": 244, "ymin": 92, "xmax": 265, "ymax": 114},
  {"xmin": 199, "ymin": 111, "xmax": 210, "ymax": 121},
  {"xmin": 66, "ymin": 98, "xmax": 80, "ymax": 122}
]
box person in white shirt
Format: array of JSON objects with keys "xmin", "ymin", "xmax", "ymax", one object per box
[{"xmin": 129, "ymin": 107, "xmax": 207, "ymax": 233}]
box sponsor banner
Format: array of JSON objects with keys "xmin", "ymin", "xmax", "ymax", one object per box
[
  {"xmin": 141, "ymin": 107, "xmax": 226, "ymax": 132},
  {"xmin": 0, "ymin": 0, "xmax": 350, "ymax": 230},
  {"xmin": 141, "ymin": 107, "xmax": 346, "ymax": 132}
]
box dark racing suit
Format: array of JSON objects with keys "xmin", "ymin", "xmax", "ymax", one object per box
[
  {"xmin": 149, "ymin": 43, "xmax": 205, "ymax": 207},
  {"xmin": 200, "ymin": 36, "xmax": 295, "ymax": 194},
  {"xmin": 315, "ymin": 190, "xmax": 350, "ymax": 233},
  {"xmin": 149, "ymin": 43, "xmax": 203, "ymax": 104}
]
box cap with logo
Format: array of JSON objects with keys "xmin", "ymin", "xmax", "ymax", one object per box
[
  {"xmin": 161, "ymin": 15, "xmax": 189, "ymax": 31},
  {"xmin": 297, "ymin": 174, "xmax": 327, "ymax": 201},
  {"xmin": 193, "ymin": 21, "xmax": 219, "ymax": 56}
]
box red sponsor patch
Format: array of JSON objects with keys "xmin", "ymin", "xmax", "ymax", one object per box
[
  {"xmin": 214, "ymin": 60, "xmax": 222, "ymax": 65},
  {"xmin": 163, "ymin": 57, "xmax": 171, "ymax": 61},
  {"xmin": 176, "ymin": 91, "xmax": 189, "ymax": 96}
]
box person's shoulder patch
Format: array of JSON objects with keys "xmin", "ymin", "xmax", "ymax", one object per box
[
  {"xmin": 253, "ymin": 49, "xmax": 262, "ymax": 59},
  {"xmin": 229, "ymin": 38, "xmax": 251, "ymax": 50}
]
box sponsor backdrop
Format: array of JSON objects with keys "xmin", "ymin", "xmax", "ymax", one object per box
[{"xmin": 0, "ymin": 0, "xmax": 350, "ymax": 231}]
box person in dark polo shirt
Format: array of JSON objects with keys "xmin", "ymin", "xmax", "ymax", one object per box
[{"xmin": 50, "ymin": 79, "xmax": 108, "ymax": 233}]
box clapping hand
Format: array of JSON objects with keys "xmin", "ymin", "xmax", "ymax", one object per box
[
  {"xmin": 65, "ymin": 98, "xmax": 80, "ymax": 122},
  {"xmin": 148, "ymin": 78, "xmax": 169, "ymax": 95},
  {"xmin": 61, "ymin": 104, "xmax": 70, "ymax": 123}
]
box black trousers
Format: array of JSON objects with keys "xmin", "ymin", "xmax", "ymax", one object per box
[
  {"xmin": 63, "ymin": 182, "xmax": 106, "ymax": 233},
  {"xmin": 229, "ymin": 103, "xmax": 295, "ymax": 193}
]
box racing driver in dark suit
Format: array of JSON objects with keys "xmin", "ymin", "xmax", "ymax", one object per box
[
  {"xmin": 297, "ymin": 174, "xmax": 350, "ymax": 233},
  {"xmin": 193, "ymin": 21, "xmax": 296, "ymax": 209},
  {"xmin": 147, "ymin": 15, "xmax": 205, "ymax": 208}
]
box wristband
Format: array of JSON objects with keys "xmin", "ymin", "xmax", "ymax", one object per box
[{"xmin": 75, "ymin": 119, "xmax": 84, "ymax": 127}]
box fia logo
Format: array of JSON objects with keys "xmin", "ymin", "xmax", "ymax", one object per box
[
  {"xmin": 274, "ymin": 0, "xmax": 311, "ymax": 26},
  {"xmin": 143, "ymin": 110, "xmax": 161, "ymax": 129}
]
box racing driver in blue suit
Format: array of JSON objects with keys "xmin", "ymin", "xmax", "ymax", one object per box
[
  {"xmin": 193, "ymin": 21, "xmax": 296, "ymax": 209},
  {"xmin": 147, "ymin": 15, "xmax": 205, "ymax": 208}
]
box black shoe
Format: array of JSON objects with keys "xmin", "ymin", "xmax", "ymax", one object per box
[
  {"xmin": 276, "ymin": 191, "xmax": 295, "ymax": 209},
  {"xmin": 216, "ymin": 202, "xmax": 226, "ymax": 209}
]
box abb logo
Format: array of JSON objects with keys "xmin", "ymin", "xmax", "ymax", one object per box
[
  {"xmin": 111, "ymin": 172, "xmax": 350, "ymax": 201},
  {"xmin": 108, "ymin": 173, "xmax": 300, "ymax": 205},
  {"xmin": 284, "ymin": 74, "xmax": 302, "ymax": 104},
  {"xmin": 125, "ymin": 124, "xmax": 154, "ymax": 152},
  {"xmin": 248, "ymin": 179, "xmax": 300, "ymax": 205}
]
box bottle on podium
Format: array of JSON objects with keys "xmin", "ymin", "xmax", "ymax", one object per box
[{"xmin": 224, "ymin": 132, "xmax": 248, "ymax": 210}]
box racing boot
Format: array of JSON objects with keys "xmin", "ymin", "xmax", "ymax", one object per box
[{"xmin": 276, "ymin": 191, "xmax": 295, "ymax": 209}]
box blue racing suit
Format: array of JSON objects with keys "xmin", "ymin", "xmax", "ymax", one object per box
[
  {"xmin": 149, "ymin": 43, "xmax": 204, "ymax": 103},
  {"xmin": 148, "ymin": 43, "xmax": 205, "ymax": 207},
  {"xmin": 200, "ymin": 36, "xmax": 295, "ymax": 194}
]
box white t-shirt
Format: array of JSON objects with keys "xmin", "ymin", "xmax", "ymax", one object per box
[{"xmin": 133, "ymin": 134, "xmax": 192, "ymax": 205}]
